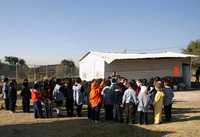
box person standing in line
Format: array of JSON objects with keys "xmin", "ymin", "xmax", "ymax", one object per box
[
  {"xmin": 32, "ymin": 83, "xmax": 43, "ymax": 118},
  {"xmin": 41, "ymin": 79, "xmax": 53, "ymax": 118},
  {"xmin": 73, "ymin": 78, "xmax": 84, "ymax": 117},
  {"xmin": 163, "ymin": 80, "xmax": 174, "ymax": 122},
  {"xmin": 89, "ymin": 79, "xmax": 104, "ymax": 123},
  {"xmin": 137, "ymin": 80, "xmax": 149, "ymax": 125},
  {"xmin": 47, "ymin": 78, "xmax": 56, "ymax": 116},
  {"xmin": 21, "ymin": 79, "xmax": 31, "ymax": 113},
  {"xmin": 2, "ymin": 78, "xmax": 10, "ymax": 110},
  {"xmin": 153, "ymin": 81, "xmax": 165, "ymax": 124},
  {"xmin": 101, "ymin": 80, "xmax": 113, "ymax": 121},
  {"xmin": 9, "ymin": 80, "xmax": 17, "ymax": 112},
  {"xmin": 122, "ymin": 80, "xmax": 138, "ymax": 124},
  {"xmin": 53, "ymin": 79, "xmax": 65, "ymax": 116},
  {"xmin": 110, "ymin": 78, "xmax": 119, "ymax": 121},
  {"xmin": 148, "ymin": 77, "xmax": 160, "ymax": 113},
  {"xmin": 136, "ymin": 80, "xmax": 142, "ymax": 96},
  {"xmin": 87, "ymin": 81, "xmax": 93, "ymax": 120},
  {"xmin": 65, "ymin": 78, "xmax": 74, "ymax": 117}
]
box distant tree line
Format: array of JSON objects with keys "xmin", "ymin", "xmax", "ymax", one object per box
[{"xmin": 4, "ymin": 56, "xmax": 26, "ymax": 66}]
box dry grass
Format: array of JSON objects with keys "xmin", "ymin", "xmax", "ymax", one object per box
[{"xmin": 0, "ymin": 91, "xmax": 200, "ymax": 137}]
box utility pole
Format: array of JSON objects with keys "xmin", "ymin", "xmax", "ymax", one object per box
[
  {"xmin": 45, "ymin": 65, "xmax": 48, "ymax": 78},
  {"xmin": 16, "ymin": 63, "xmax": 18, "ymax": 81},
  {"xmin": 34, "ymin": 65, "xmax": 36, "ymax": 81}
]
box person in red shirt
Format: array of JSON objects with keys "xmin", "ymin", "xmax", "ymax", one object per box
[{"xmin": 32, "ymin": 83, "xmax": 43, "ymax": 118}]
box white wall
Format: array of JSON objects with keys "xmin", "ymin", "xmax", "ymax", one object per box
[
  {"xmin": 105, "ymin": 58, "xmax": 191, "ymax": 82},
  {"xmin": 80, "ymin": 54, "xmax": 105, "ymax": 81}
]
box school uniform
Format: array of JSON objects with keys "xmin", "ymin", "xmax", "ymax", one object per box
[
  {"xmin": 102, "ymin": 86, "xmax": 114, "ymax": 120},
  {"xmin": 163, "ymin": 86, "xmax": 174, "ymax": 121},
  {"xmin": 65, "ymin": 85, "xmax": 74, "ymax": 116},
  {"xmin": 53, "ymin": 84, "xmax": 65, "ymax": 106},
  {"xmin": 2, "ymin": 83, "xmax": 9, "ymax": 110},
  {"xmin": 42, "ymin": 85, "xmax": 53, "ymax": 118},
  {"xmin": 122, "ymin": 88, "xmax": 138, "ymax": 124},
  {"xmin": 73, "ymin": 84, "xmax": 84, "ymax": 117},
  {"xmin": 137, "ymin": 86, "xmax": 149, "ymax": 124},
  {"xmin": 21, "ymin": 85, "xmax": 31, "ymax": 112},
  {"xmin": 112, "ymin": 86, "xmax": 124, "ymax": 122},
  {"xmin": 9, "ymin": 85, "xmax": 17, "ymax": 112}
]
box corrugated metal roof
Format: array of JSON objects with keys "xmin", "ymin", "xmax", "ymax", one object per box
[{"xmin": 80, "ymin": 51, "xmax": 197, "ymax": 64}]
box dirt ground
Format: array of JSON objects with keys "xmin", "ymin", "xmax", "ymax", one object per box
[{"xmin": 0, "ymin": 90, "xmax": 200, "ymax": 137}]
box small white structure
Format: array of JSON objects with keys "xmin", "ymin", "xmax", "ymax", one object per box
[{"xmin": 79, "ymin": 51, "xmax": 195, "ymax": 87}]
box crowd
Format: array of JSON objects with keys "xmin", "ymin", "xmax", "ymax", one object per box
[{"xmin": 1, "ymin": 73, "xmax": 174, "ymax": 125}]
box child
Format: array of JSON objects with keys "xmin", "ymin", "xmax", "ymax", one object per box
[
  {"xmin": 32, "ymin": 83, "xmax": 43, "ymax": 118},
  {"xmin": 2, "ymin": 78, "xmax": 9, "ymax": 110},
  {"xmin": 65, "ymin": 78, "xmax": 74, "ymax": 117},
  {"xmin": 73, "ymin": 78, "xmax": 84, "ymax": 117},
  {"xmin": 122, "ymin": 80, "xmax": 138, "ymax": 124},
  {"xmin": 89, "ymin": 79, "xmax": 104, "ymax": 123},
  {"xmin": 53, "ymin": 79, "xmax": 65, "ymax": 116},
  {"xmin": 113, "ymin": 83, "xmax": 124, "ymax": 122},
  {"xmin": 41, "ymin": 80, "xmax": 52, "ymax": 118},
  {"xmin": 21, "ymin": 79, "xmax": 31, "ymax": 113},
  {"xmin": 9, "ymin": 80, "xmax": 17, "ymax": 112},
  {"xmin": 102, "ymin": 80, "xmax": 113, "ymax": 121},
  {"xmin": 137, "ymin": 80, "xmax": 149, "ymax": 125},
  {"xmin": 153, "ymin": 81, "xmax": 165, "ymax": 124},
  {"xmin": 163, "ymin": 80, "xmax": 174, "ymax": 122}
]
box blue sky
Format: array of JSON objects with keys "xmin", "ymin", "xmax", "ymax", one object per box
[{"xmin": 0, "ymin": 0, "xmax": 200, "ymax": 65}]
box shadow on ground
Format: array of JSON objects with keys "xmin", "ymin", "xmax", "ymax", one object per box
[
  {"xmin": 0, "ymin": 119, "xmax": 172, "ymax": 137},
  {"xmin": 172, "ymin": 107, "xmax": 200, "ymax": 123}
]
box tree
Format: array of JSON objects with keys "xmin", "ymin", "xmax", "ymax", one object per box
[
  {"xmin": 183, "ymin": 39, "xmax": 200, "ymax": 67},
  {"xmin": 5, "ymin": 56, "xmax": 19, "ymax": 65},
  {"xmin": 5, "ymin": 56, "xmax": 26, "ymax": 66},
  {"xmin": 61, "ymin": 59, "xmax": 75, "ymax": 68},
  {"xmin": 61, "ymin": 59, "xmax": 76, "ymax": 77},
  {"xmin": 18, "ymin": 59, "xmax": 26, "ymax": 66}
]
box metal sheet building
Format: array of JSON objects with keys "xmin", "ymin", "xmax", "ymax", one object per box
[{"xmin": 79, "ymin": 51, "xmax": 195, "ymax": 87}]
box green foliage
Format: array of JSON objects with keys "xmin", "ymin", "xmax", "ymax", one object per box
[
  {"xmin": 18, "ymin": 59, "xmax": 26, "ymax": 65},
  {"xmin": 61, "ymin": 59, "xmax": 75, "ymax": 68},
  {"xmin": 5, "ymin": 56, "xmax": 19, "ymax": 65},
  {"xmin": 183, "ymin": 39, "xmax": 200, "ymax": 67},
  {"xmin": 5, "ymin": 56, "xmax": 26, "ymax": 66}
]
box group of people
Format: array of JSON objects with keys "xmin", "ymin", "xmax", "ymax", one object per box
[
  {"xmin": 87, "ymin": 76, "xmax": 174, "ymax": 125},
  {"xmin": 1, "ymin": 74, "xmax": 174, "ymax": 125}
]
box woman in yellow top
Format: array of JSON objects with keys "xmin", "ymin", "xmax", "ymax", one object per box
[{"xmin": 153, "ymin": 81, "xmax": 165, "ymax": 124}]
